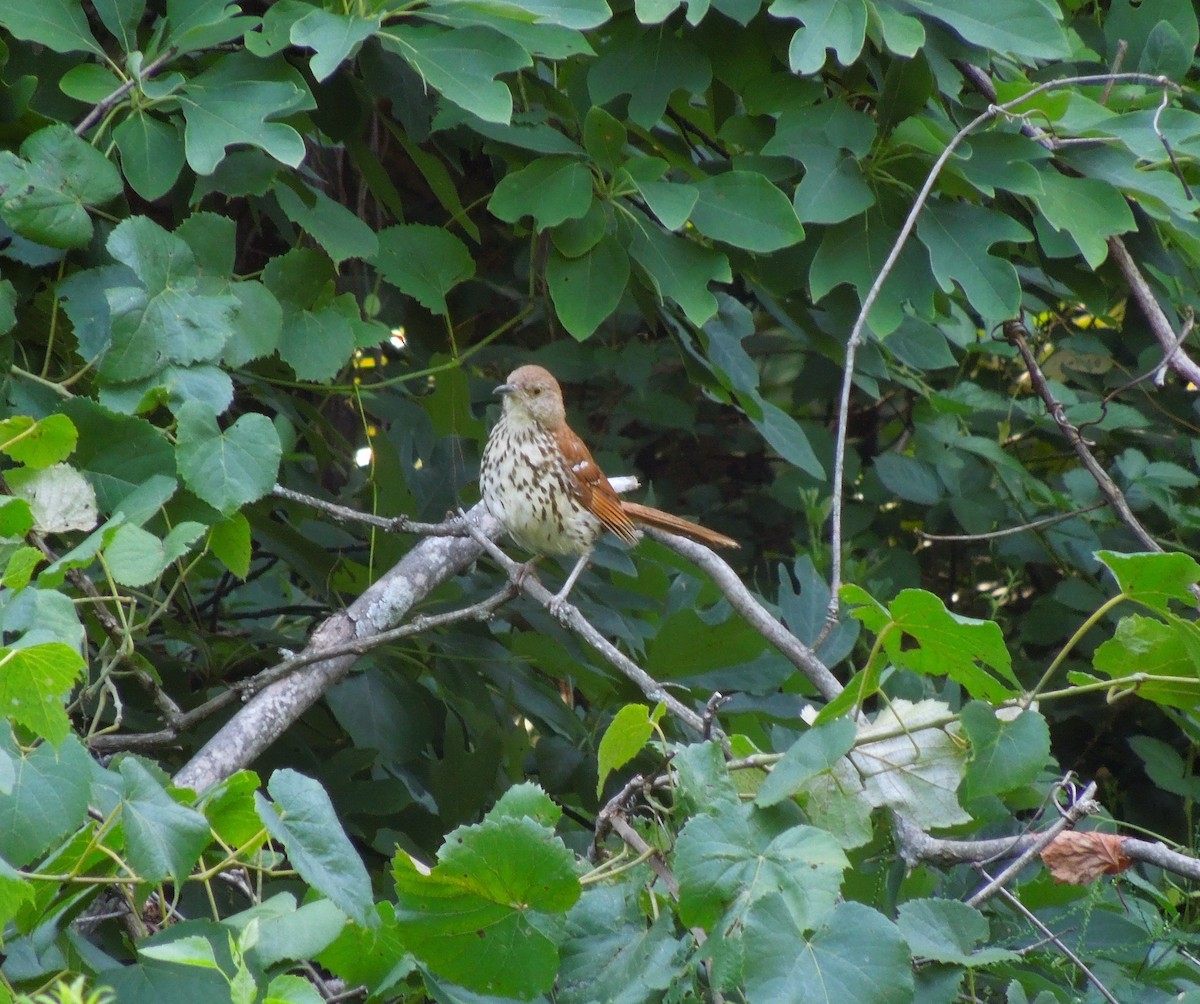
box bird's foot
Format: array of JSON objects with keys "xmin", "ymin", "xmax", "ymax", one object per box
[
  {"xmin": 547, "ymin": 589, "xmax": 572, "ymax": 624},
  {"xmin": 514, "ymin": 558, "xmax": 539, "ymax": 588}
]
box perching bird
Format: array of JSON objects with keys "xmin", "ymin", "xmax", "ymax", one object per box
[{"xmin": 479, "ymin": 364, "xmax": 738, "ymax": 612}]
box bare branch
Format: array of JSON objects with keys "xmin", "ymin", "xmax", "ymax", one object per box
[
  {"xmin": 639, "ymin": 528, "xmax": 844, "ymax": 703},
  {"xmin": 915, "ymin": 503, "xmax": 1106, "ymax": 543},
  {"xmin": 173, "ymin": 503, "xmax": 499, "ymax": 793},
  {"xmin": 270, "ymin": 484, "xmax": 467, "ymax": 536}
]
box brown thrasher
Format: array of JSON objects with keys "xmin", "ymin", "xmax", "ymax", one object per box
[{"xmin": 480, "ymin": 364, "xmax": 738, "ymax": 611}]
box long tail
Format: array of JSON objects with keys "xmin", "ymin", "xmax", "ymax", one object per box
[{"xmin": 621, "ymin": 502, "xmax": 739, "ymax": 549}]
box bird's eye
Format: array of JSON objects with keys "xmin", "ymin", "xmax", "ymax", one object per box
[{"xmin": 529, "ymin": 387, "xmax": 542, "ymax": 396}]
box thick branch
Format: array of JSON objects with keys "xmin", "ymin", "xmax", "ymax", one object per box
[{"xmin": 173, "ymin": 503, "xmax": 497, "ymax": 793}]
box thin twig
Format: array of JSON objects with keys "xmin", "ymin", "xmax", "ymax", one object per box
[
  {"xmin": 639, "ymin": 528, "xmax": 843, "ymax": 703},
  {"xmin": 915, "ymin": 503, "xmax": 1106, "ymax": 543},
  {"xmin": 1002, "ymin": 321, "xmax": 1161, "ymax": 554},
  {"xmin": 966, "ymin": 781, "xmax": 1099, "ymax": 907},
  {"xmin": 271, "ymin": 484, "xmax": 467, "ymax": 536},
  {"xmin": 74, "ymin": 48, "xmax": 179, "ymax": 137},
  {"xmin": 988, "ymin": 882, "xmax": 1119, "ymax": 1004}
]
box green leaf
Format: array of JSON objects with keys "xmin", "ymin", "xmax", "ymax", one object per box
[
  {"xmin": 897, "ymin": 898, "xmax": 1019, "ymax": 966},
  {"xmin": 289, "ymin": 8, "xmax": 382, "ymax": 82},
  {"xmin": 865, "ymin": 588, "xmax": 1018, "ymax": 699},
  {"xmin": 179, "ymin": 51, "xmax": 311, "ymax": 174},
  {"xmin": 392, "ymin": 812, "xmax": 580, "ymax": 996},
  {"xmin": 0, "ymin": 279, "xmax": 15, "ymax": 335},
  {"xmin": 550, "ymin": 200, "xmax": 608, "ymax": 258},
  {"xmin": 747, "ymin": 398, "xmax": 824, "ymax": 479},
  {"xmin": 209, "ymin": 513, "xmax": 251, "ymax": 578},
  {"xmin": 676, "ymin": 802, "xmax": 848, "ymax": 932},
  {"xmin": 275, "ymin": 183, "xmax": 379, "ymax": 264},
  {"xmin": 853, "ymin": 699, "xmax": 971, "ymax": 828},
  {"xmin": 743, "ymin": 899, "xmax": 913, "ymax": 1002},
  {"xmin": 548, "ymin": 235, "xmax": 630, "ymax": 340},
  {"xmin": 596, "ymin": 703, "xmax": 664, "ymax": 796},
  {"xmin": 589, "ymin": 31, "xmax": 711, "ymax": 128},
  {"xmin": 93, "ymin": 0, "xmax": 145, "ymax": 52},
  {"xmin": 583, "ymin": 105, "xmax": 627, "ymax": 173},
  {"xmin": 167, "ymin": 0, "xmax": 255, "ymax": 53},
  {"xmin": 100, "ymin": 217, "xmax": 238, "ymax": 382},
  {"xmin": 0, "ymin": 642, "xmax": 83, "ymax": 744},
  {"xmin": 0, "ymin": 0, "xmax": 103, "ymax": 54},
  {"xmin": 3, "ymin": 546, "xmax": 44, "ymax": 590},
  {"xmin": 1128, "ymin": 735, "xmax": 1200, "ymax": 801},
  {"xmin": 755, "ymin": 717, "xmax": 856, "ymax": 808},
  {"xmin": 1097, "ymin": 550, "xmax": 1200, "ymax": 614},
  {"xmin": 373, "ymin": 225, "xmax": 475, "ymax": 315},
  {"xmin": 1093, "ymin": 614, "xmax": 1200, "ymax": 710},
  {"xmin": 489, "ymin": 157, "xmax": 594, "ymax": 229},
  {"xmin": 0, "ymin": 733, "xmax": 92, "ymax": 865},
  {"xmin": 140, "ymin": 935, "xmax": 221, "ymax": 969},
  {"xmin": 873, "ymin": 453, "xmax": 942, "ymax": 505},
  {"xmin": 256, "ymin": 768, "xmax": 376, "ymax": 926},
  {"xmin": 689, "ymin": 171, "xmax": 804, "ymax": 252},
  {"xmin": 489, "ymin": 781, "xmax": 564, "ymax": 827},
  {"xmin": 960, "ymin": 703, "xmax": 1050, "ymax": 800},
  {"xmin": 119, "ymin": 758, "xmax": 212, "ymax": 883},
  {"xmin": 0, "ymin": 414, "xmax": 77, "ymax": 468},
  {"xmin": 61, "ymin": 399, "xmax": 175, "ymax": 513},
  {"xmin": 0, "ymin": 125, "xmax": 122, "ymax": 248},
  {"xmin": 380, "ymin": 25, "xmax": 530, "ymax": 124},
  {"xmin": 114, "ymin": 113, "xmax": 186, "ymax": 202},
  {"xmin": 627, "ymin": 211, "xmax": 731, "ymax": 326},
  {"xmin": 902, "ymin": 0, "xmax": 1069, "ymax": 59},
  {"xmin": 792, "ymin": 147, "xmax": 874, "ymax": 225},
  {"xmin": 105, "ymin": 521, "xmax": 204, "ymax": 587},
  {"xmin": 916, "ymin": 200, "xmax": 1031, "ymax": 325},
  {"xmin": 175, "ymin": 402, "xmax": 281, "ymax": 515},
  {"xmin": 771, "ymin": 0, "xmax": 867, "ymax": 74},
  {"xmin": 558, "ymin": 885, "xmax": 688, "ymax": 1003},
  {"xmin": 1031, "ymin": 170, "xmax": 1135, "ymax": 268}
]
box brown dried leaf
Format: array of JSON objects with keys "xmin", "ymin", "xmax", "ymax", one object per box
[{"xmin": 1040, "ymin": 830, "xmax": 1131, "ymax": 884}]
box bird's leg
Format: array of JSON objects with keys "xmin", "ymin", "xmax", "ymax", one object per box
[{"xmin": 548, "ymin": 552, "xmax": 591, "ymax": 621}]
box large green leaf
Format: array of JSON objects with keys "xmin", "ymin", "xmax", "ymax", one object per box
[
  {"xmin": 380, "ymin": 24, "xmax": 530, "ymax": 124},
  {"xmin": 547, "ymin": 235, "xmax": 630, "ymax": 339},
  {"xmin": 742, "ymin": 899, "xmax": 913, "ymax": 1002},
  {"xmin": 0, "ymin": 0, "xmax": 103, "ymax": 54},
  {"xmin": 0, "ymin": 643, "xmax": 83, "ymax": 745},
  {"xmin": 589, "ymin": 30, "xmax": 711, "ymax": 128},
  {"xmin": 689, "ymin": 171, "xmax": 805, "ymax": 252},
  {"xmin": 256, "ymin": 769, "xmax": 376, "ymax": 926},
  {"xmin": 0, "ymin": 125, "xmax": 122, "ymax": 248},
  {"xmin": 175, "ymin": 401, "xmax": 281, "ymax": 514},
  {"xmin": 392, "ymin": 805, "xmax": 580, "ymax": 996},
  {"xmin": 0, "ymin": 732, "xmax": 92, "ymax": 866},
  {"xmin": 178, "ymin": 51, "xmax": 311, "ymax": 174},
  {"xmin": 373, "ymin": 225, "xmax": 475, "ymax": 315},
  {"xmin": 119, "ymin": 758, "xmax": 212, "ymax": 883}
]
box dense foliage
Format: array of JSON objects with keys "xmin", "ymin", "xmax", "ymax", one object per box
[{"xmin": 2, "ymin": 0, "xmax": 1200, "ymax": 1000}]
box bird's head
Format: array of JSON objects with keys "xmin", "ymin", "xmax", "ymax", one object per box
[{"xmin": 495, "ymin": 365, "xmax": 566, "ymax": 429}]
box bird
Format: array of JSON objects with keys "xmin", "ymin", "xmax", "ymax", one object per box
[{"xmin": 479, "ymin": 364, "xmax": 738, "ymax": 613}]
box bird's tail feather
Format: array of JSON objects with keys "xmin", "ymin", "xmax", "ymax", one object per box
[{"xmin": 622, "ymin": 502, "xmax": 739, "ymax": 549}]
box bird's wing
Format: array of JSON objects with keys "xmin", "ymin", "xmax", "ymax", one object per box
[{"xmin": 554, "ymin": 427, "xmax": 639, "ymax": 545}]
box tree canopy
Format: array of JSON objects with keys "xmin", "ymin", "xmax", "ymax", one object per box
[{"xmin": 2, "ymin": 0, "xmax": 1200, "ymax": 1001}]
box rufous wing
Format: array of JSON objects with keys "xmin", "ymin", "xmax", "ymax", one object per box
[{"xmin": 554, "ymin": 426, "xmax": 640, "ymax": 546}]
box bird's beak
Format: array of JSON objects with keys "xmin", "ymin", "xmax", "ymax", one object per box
[{"xmin": 494, "ymin": 382, "xmax": 515, "ymax": 396}]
